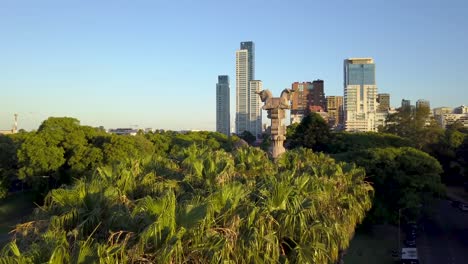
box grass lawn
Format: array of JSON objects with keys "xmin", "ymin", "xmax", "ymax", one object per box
[
  {"xmin": 344, "ymin": 225, "xmax": 398, "ymax": 264},
  {"xmin": 0, "ymin": 191, "xmax": 36, "ymax": 236}
]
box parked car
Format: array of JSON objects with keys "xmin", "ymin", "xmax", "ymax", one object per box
[{"xmin": 459, "ymin": 203, "xmax": 468, "ymax": 211}]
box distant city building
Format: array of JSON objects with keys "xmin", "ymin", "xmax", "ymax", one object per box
[
  {"xmin": 289, "ymin": 80, "xmax": 326, "ymax": 124},
  {"xmin": 416, "ymin": 99, "xmax": 430, "ymax": 109},
  {"xmin": 290, "ymin": 82, "xmax": 312, "ymax": 124},
  {"xmin": 377, "ymin": 93, "xmax": 390, "ymax": 112},
  {"xmin": 433, "ymin": 107, "xmax": 453, "ymax": 127},
  {"xmin": 326, "ymin": 96, "xmax": 344, "ymax": 128},
  {"xmin": 375, "ymin": 111, "xmax": 389, "ymax": 130},
  {"xmin": 249, "ymin": 80, "xmax": 263, "ymax": 137},
  {"xmin": 108, "ymin": 128, "xmax": 138, "ymax": 136},
  {"xmin": 439, "ymin": 113, "xmax": 468, "ymax": 128},
  {"xmin": 216, "ymin": 75, "xmax": 230, "ymax": 136},
  {"xmin": 236, "ymin": 41, "xmax": 261, "ymax": 137},
  {"xmin": 401, "ymin": 99, "xmax": 411, "ymax": 109},
  {"xmin": 309, "ymin": 80, "xmax": 326, "ymax": 110},
  {"xmin": 343, "ymin": 58, "xmax": 378, "ymax": 132},
  {"xmin": 454, "ymin": 105, "xmax": 468, "ymax": 114},
  {"xmin": 433, "ymin": 107, "xmax": 453, "ymax": 116}
]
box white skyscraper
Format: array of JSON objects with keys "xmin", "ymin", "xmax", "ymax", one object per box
[
  {"xmin": 249, "ymin": 80, "xmax": 263, "ymax": 137},
  {"xmin": 216, "ymin": 75, "xmax": 230, "ymax": 136},
  {"xmin": 236, "ymin": 41, "xmax": 262, "ymax": 137},
  {"xmin": 343, "ymin": 58, "xmax": 378, "ymax": 132}
]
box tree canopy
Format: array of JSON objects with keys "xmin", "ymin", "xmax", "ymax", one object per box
[
  {"xmin": 335, "ymin": 147, "xmax": 444, "ymax": 223},
  {"xmin": 287, "ymin": 112, "xmax": 331, "ymax": 152},
  {"xmin": 1, "ymin": 139, "xmax": 373, "ymax": 263}
]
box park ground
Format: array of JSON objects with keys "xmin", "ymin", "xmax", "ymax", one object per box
[{"xmin": 0, "ymin": 191, "xmax": 35, "ymax": 246}]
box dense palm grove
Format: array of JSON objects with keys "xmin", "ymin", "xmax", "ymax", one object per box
[
  {"xmin": 1, "ymin": 132, "xmax": 372, "ymax": 263},
  {"xmin": 1, "ymin": 109, "xmax": 465, "ymax": 263}
]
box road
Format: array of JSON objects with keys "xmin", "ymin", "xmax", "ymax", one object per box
[{"xmin": 417, "ymin": 199, "xmax": 468, "ymax": 264}]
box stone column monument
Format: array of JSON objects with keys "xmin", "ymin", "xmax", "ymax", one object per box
[{"xmin": 257, "ymin": 89, "xmax": 293, "ymax": 159}]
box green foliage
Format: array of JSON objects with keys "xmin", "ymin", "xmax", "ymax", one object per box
[
  {"xmin": 335, "ymin": 147, "xmax": 444, "ymax": 224},
  {"xmin": 238, "ymin": 131, "xmax": 256, "ymax": 145},
  {"xmin": 0, "ymin": 135, "xmax": 21, "ymax": 199},
  {"xmin": 327, "ymin": 132, "xmax": 411, "ymax": 154},
  {"xmin": 287, "ymin": 112, "xmax": 331, "ymax": 152},
  {"xmin": 1, "ymin": 148, "xmax": 372, "ymax": 264},
  {"xmin": 383, "ymin": 105, "xmax": 443, "ymax": 150}
]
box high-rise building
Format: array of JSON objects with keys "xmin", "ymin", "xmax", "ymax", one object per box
[
  {"xmin": 377, "ymin": 93, "xmax": 390, "ymax": 112},
  {"xmin": 343, "ymin": 58, "xmax": 378, "ymax": 132},
  {"xmin": 240, "ymin": 41, "xmax": 255, "ymax": 82},
  {"xmin": 309, "ymin": 80, "xmax": 326, "ymax": 110},
  {"xmin": 290, "ymin": 82, "xmax": 312, "ymax": 124},
  {"xmin": 326, "ymin": 96, "xmax": 344, "ymax": 128},
  {"xmin": 454, "ymin": 105, "xmax": 468, "ymax": 114},
  {"xmin": 236, "ymin": 41, "xmax": 261, "ymax": 137},
  {"xmin": 416, "ymin": 99, "xmax": 430, "ymax": 110},
  {"xmin": 249, "ymin": 80, "xmax": 263, "ymax": 137},
  {"xmin": 401, "ymin": 99, "xmax": 411, "ymax": 109},
  {"xmin": 236, "ymin": 49, "xmax": 248, "ymax": 134},
  {"xmin": 216, "ymin": 75, "xmax": 230, "ymax": 136}
]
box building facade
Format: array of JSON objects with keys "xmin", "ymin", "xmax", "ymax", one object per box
[
  {"xmin": 343, "ymin": 58, "xmax": 378, "ymax": 132},
  {"xmin": 454, "ymin": 105, "xmax": 468, "ymax": 114},
  {"xmin": 309, "ymin": 80, "xmax": 326, "ymax": 110},
  {"xmin": 377, "ymin": 93, "xmax": 390, "ymax": 112},
  {"xmin": 326, "ymin": 96, "xmax": 344, "ymax": 128},
  {"xmin": 401, "ymin": 99, "xmax": 411, "ymax": 109},
  {"xmin": 416, "ymin": 99, "xmax": 430, "ymax": 110},
  {"xmin": 235, "ymin": 41, "xmax": 261, "ymax": 137},
  {"xmin": 216, "ymin": 75, "xmax": 230, "ymax": 136},
  {"xmin": 290, "ymin": 82, "xmax": 312, "ymax": 124},
  {"xmin": 439, "ymin": 113, "xmax": 468, "ymax": 128},
  {"xmin": 249, "ymin": 80, "xmax": 263, "ymax": 137}
]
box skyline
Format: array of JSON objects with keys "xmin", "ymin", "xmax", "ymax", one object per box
[{"xmin": 1, "ymin": 0, "xmax": 468, "ymax": 131}]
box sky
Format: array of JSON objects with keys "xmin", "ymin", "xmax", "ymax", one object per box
[{"xmin": 1, "ymin": 0, "xmax": 467, "ymax": 131}]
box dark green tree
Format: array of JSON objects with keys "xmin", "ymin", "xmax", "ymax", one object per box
[
  {"xmin": 238, "ymin": 130, "xmax": 256, "ymax": 145},
  {"xmin": 383, "ymin": 105, "xmax": 443, "ymax": 149},
  {"xmin": 336, "ymin": 147, "xmax": 444, "ymax": 223},
  {"xmin": 287, "ymin": 112, "xmax": 331, "ymax": 152}
]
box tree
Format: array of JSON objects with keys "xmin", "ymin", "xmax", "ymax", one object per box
[
  {"xmin": 238, "ymin": 130, "xmax": 256, "ymax": 145},
  {"xmin": 383, "ymin": 105, "xmax": 443, "ymax": 149},
  {"xmin": 287, "ymin": 112, "xmax": 331, "ymax": 152},
  {"xmin": 326, "ymin": 132, "xmax": 411, "ymax": 154},
  {"xmin": 335, "ymin": 147, "xmax": 444, "ymax": 224}
]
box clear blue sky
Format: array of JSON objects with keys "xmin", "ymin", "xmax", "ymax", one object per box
[{"xmin": 1, "ymin": 0, "xmax": 467, "ymax": 131}]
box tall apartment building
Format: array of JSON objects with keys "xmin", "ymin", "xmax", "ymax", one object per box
[
  {"xmin": 309, "ymin": 80, "xmax": 326, "ymax": 110},
  {"xmin": 326, "ymin": 96, "xmax": 344, "ymax": 128},
  {"xmin": 343, "ymin": 58, "xmax": 378, "ymax": 132},
  {"xmin": 236, "ymin": 41, "xmax": 261, "ymax": 137},
  {"xmin": 216, "ymin": 75, "xmax": 230, "ymax": 136},
  {"xmin": 454, "ymin": 105, "xmax": 468, "ymax": 114},
  {"xmin": 249, "ymin": 80, "xmax": 263, "ymax": 136},
  {"xmin": 290, "ymin": 82, "xmax": 312, "ymax": 124},
  {"xmin": 377, "ymin": 93, "xmax": 390, "ymax": 112},
  {"xmin": 416, "ymin": 99, "xmax": 430, "ymax": 110},
  {"xmin": 401, "ymin": 99, "xmax": 411, "ymax": 109}
]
